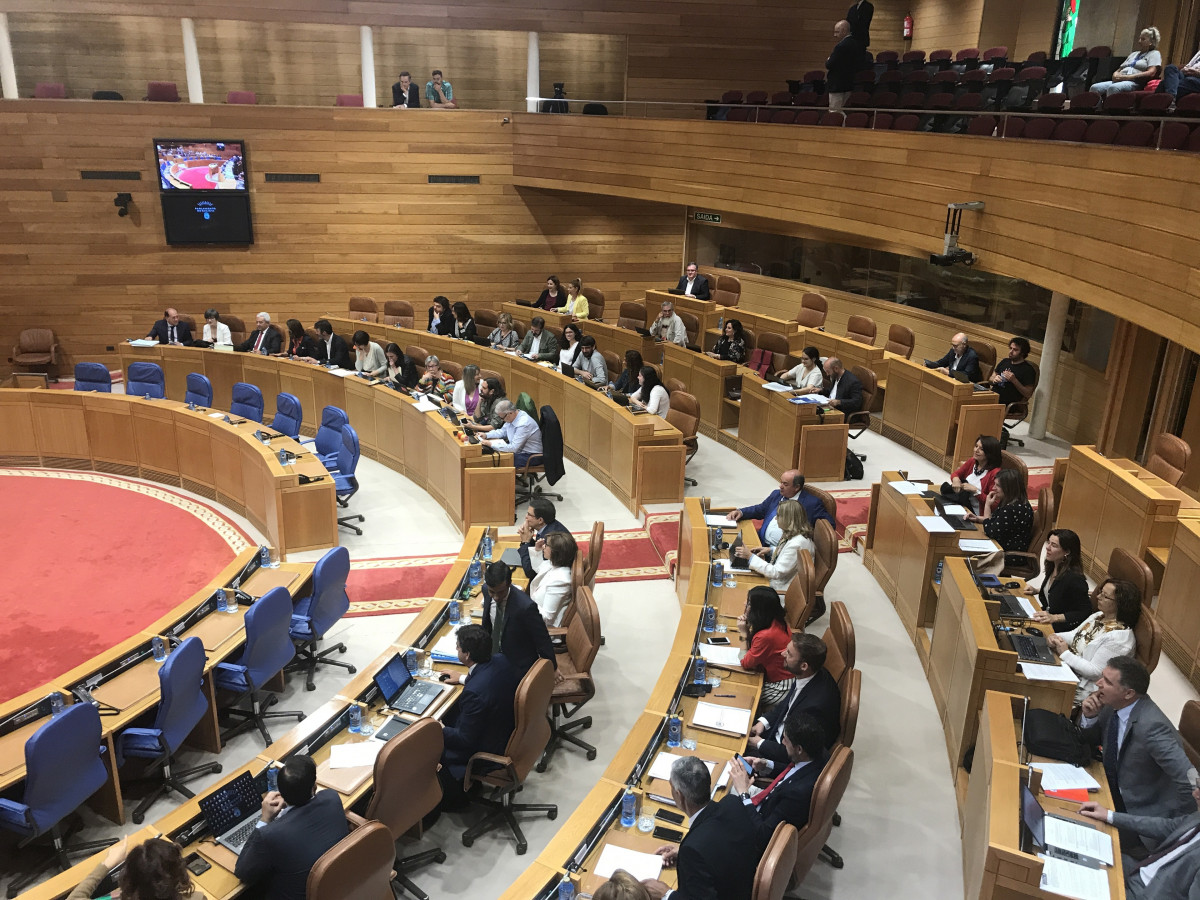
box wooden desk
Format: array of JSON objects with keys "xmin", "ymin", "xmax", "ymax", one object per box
[
  {"xmin": 798, "ymin": 330, "xmax": 886, "ymax": 384},
  {"xmin": 1154, "ymin": 518, "xmax": 1200, "ymax": 691},
  {"xmin": 584, "ymin": 320, "xmax": 661, "ymax": 371},
  {"xmin": 645, "ymin": 289, "xmax": 724, "ymax": 344},
  {"xmin": 501, "ymin": 302, "xmax": 574, "ymax": 334},
  {"xmin": 702, "ymin": 309, "xmax": 801, "ymax": 354},
  {"xmin": 734, "ymin": 370, "xmax": 847, "ymax": 480},
  {"xmin": 660, "ymin": 342, "xmax": 737, "ymax": 438},
  {"xmin": 1057, "ymin": 444, "xmax": 1200, "ymax": 583}
]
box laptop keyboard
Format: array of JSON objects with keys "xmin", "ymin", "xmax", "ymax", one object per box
[
  {"xmin": 224, "ymin": 819, "xmax": 258, "ymax": 851},
  {"xmin": 1012, "ymin": 634, "xmax": 1045, "ymax": 661},
  {"xmin": 396, "ymin": 683, "xmax": 440, "ymax": 713}
]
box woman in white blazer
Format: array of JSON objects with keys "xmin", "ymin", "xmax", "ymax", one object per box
[
  {"xmin": 529, "ymin": 531, "xmax": 578, "ymax": 627},
  {"xmin": 1047, "ymin": 578, "xmax": 1140, "ymax": 706},
  {"xmin": 734, "ymin": 499, "xmax": 814, "ymax": 593}
]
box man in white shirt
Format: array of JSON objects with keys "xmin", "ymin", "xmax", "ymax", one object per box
[
  {"xmin": 650, "ymin": 301, "xmax": 689, "ymax": 346},
  {"xmin": 482, "ymin": 399, "xmax": 543, "ymax": 467}
]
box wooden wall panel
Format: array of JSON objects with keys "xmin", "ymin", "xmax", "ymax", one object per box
[
  {"xmin": 1012, "ymin": 0, "xmax": 1061, "ymax": 60},
  {"xmin": 909, "ymin": 0, "xmax": 984, "ymax": 53}
]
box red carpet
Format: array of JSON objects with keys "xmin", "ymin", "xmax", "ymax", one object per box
[{"xmin": 0, "ymin": 470, "xmax": 254, "ymax": 704}]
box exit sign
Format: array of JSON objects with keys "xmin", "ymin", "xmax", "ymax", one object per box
[{"xmin": 693, "ymin": 212, "xmax": 721, "ymax": 223}]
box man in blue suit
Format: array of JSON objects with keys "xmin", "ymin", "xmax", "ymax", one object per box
[
  {"xmin": 481, "ymin": 562, "xmax": 556, "ymax": 675},
  {"xmin": 747, "ymin": 633, "xmax": 841, "ymax": 767},
  {"xmin": 146, "ymin": 308, "xmax": 193, "ymax": 345},
  {"xmin": 727, "ymin": 469, "xmax": 834, "ymax": 544},
  {"xmin": 516, "ymin": 496, "xmax": 570, "ymax": 578}
]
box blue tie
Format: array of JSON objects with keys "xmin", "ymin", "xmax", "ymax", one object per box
[{"xmin": 1103, "ymin": 713, "xmax": 1123, "ymax": 811}]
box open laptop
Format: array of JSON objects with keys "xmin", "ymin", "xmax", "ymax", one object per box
[
  {"xmin": 1020, "ymin": 782, "xmax": 1111, "ymax": 866},
  {"xmin": 933, "ymin": 498, "xmax": 974, "ymax": 531},
  {"xmin": 997, "ymin": 627, "xmax": 1056, "ymax": 664},
  {"xmin": 951, "ymin": 369, "xmax": 974, "ymax": 383},
  {"xmin": 560, "ymin": 362, "xmax": 576, "ymax": 378},
  {"xmin": 372, "ymin": 653, "xmax": 450, "ymax": 716},
  {"xmin": 727, "ymin": 535, "xmax": 752, "ymax": 571},
  {"xmin": 198, "ymin": 770, "xmax": 269, "ymax": 854},
  {"xmin": 634, "ymin": 326, "xmax": 653, "ymax": 338}
]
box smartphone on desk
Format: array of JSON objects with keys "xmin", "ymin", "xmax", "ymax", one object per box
[{"xmin": 707, "ymin": 636, "xmax": 731, "ymax": 646}]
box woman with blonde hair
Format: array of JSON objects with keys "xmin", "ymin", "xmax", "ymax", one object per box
[
  {"xmin": 1091, "ymin": 27, "xmax": 1162, "ymax": 96},
  {"xmin": 593, "ymin": 870, "xmax": 651, "ymax": 900},
  {"xmin": 563, "ymin": 278, "xmax": 590, "ymax": 320},
  {"xmin": 734, "ymin": 499, "xmax": 814, "ymax": 592},
  {"xmin": 488, "ymin": 312, "xmax": 519, "ymax": 350}
]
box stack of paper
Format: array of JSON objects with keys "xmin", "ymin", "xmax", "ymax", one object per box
[
  {"xmin": 790, "ymin": 395, "xmax": 828, "ymax": 405},
  {"xmin": 1020, "ymin": 661, "xmax": 1079, "ymax": 683},
  {"xmin": 916, "ymin": 516, "xmax": 955, "ymax": 533},
  {"xmin": 703, "ymin": 514, "xmax": 736, "ymax": 528},
  {"xmin": 1038, "ymin": 855, "xmax": 1110, "ymax": 900},
  {"xmin": 959, "ymin": 539, "xmax": 999, "ymax": 552},
  {"xmin": 890, "ymin": 481, "xmax": 925, "ymax": 495},
  {"xmin": 760, "ymin": 381, "xmax": 793, "ymax": 393},
  {"xmin": 698, "ymin": 643, "xmax": 743, "ymax": 666},
  {"xmin": 690, "ymin": 700, "xmax": 753, "ymax": 736},
  {"xmin": 413, "ymin": 395, "xmax": 440, "ymax": 412},
  {"xmin": 429, "ymin": 631, "xmax": 461, "ymax": 662},
  {"xmin": 328, "ymin": 741, "xmax": 383, "ymax": 770},
  {"xmin": 128, "ymin": 338, "xmax": 158, "ymax": 347},
  {"xmin": 1044, "ymin": 818, "xmax": 1114, "ymax": 865},
  {"xmin": 1036, "ymin": 764, "xmax": 1101, "ymax": 793},
  {"xmin": 594, "ymin": 845, "xmax": 663, "ymax": 881}
]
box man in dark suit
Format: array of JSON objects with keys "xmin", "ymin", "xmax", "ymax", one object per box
[
  {"xmin": 825, "ymin": 20, "xmax": 863, "ymax": 111},
  {"xmin": 516, "ymin": 496, "xmax": 571, "ymax": 578},
  {"xmin": 314, "ymin": 318, "xmax": 352, "ymax": 369},
  {"xmin": 1079, "ymin": 783, "xmax": 1200, "ymax": 900},
  {"xmin": 727, "ymin": 469, "xmax": 834, "ymax": 545},
  {"xmin": 146, "ymin": 308, "xmax": 193, "ymax": 345},
  {"xmin": 730, "ymin": 712, "xmax": 829, "ymax": 849},
  {"xmin": 823, "ymin": 356, "xmax": 864, "ymax": 413},
  {"xmin": 436, "ymin": 624, "xmax": 519, "ymax": 808},
  {"xmin": 928, "ymin": 332, "xmax": 982, "ymax": 382},
  {"xmin": 391, "ymin": 70, "xmax": 420, "ymax": 108},
  {"xmin": 846, "ymin": 0, "xmax": 873, "ymax": 48},
  {"xmin": 672, "ymin": 262, "xmax": 710, "ymax": 300},
  {"xmin": 234, "ymin": 755, "xmax": 348, "ymax": 900},
  {"xmin": 481, "ymin": 561, "xmax": 556, "ymax": 675},
  {"xmin": 747, "ymin": 633, "xmax": 841, "ymax": 766},
  {"xmin": 236, "ymin": 311, "xmax": 283, "ymax": 355},
  {"xmin": 1078, "ymin": 657, "xmax": 1195, "ymax": 852},
  {"xmin": 642, "ymin": 756, "xmax": 760, "ymax": 900}
]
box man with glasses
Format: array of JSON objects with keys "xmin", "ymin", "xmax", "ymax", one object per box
[{"xmin": 927, "ymin": 332, "xmax": 982, "ymax": 382}]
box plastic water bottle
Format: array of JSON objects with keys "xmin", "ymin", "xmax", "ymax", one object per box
[
  {"xmin": 667, "ymin": 715, "xmax": 682, "ymax": 748},
  {"xmin": 935, "ymin": 560, "xmax": 944, "ymax": 585},
  {"xmin": 187, "ymin": 400, "xmax": 196, "ymax": 411},
  {"xmin": 710, "ymin": 561, "xmax": 724, "ymax": 587},
  {"xmin": 482, "ymin": 532, "xmax": 493, "ymax": 562},
  {"xmin": 266, "ymin": 766, "xmax": 279, "ymax": 794},
  {"xmin": 259, "ymin": 545, "xmax": 271, "ymax": 568},
  {"xmin": 693, "ymin": 656, "xmax": 707, "ymax": 685},
  {"xmin": 50, "ymin": 693, "xmax": 64, "ymax": 717},
  {"xmin": 222, "ymin": 589, "xmax": 238, "ymax": 614},
  {"xmin": 468, "ymin": 558, "xmax": 483, "ymax": 588},
  {"xmin": 703, "ymin": 604, "xmax": 716, "ymax": 633},
  {"xmin": 620, "ymin": 787, "xmax": 637, "ymax": 828},
  {"xmin": 557, "ymin": 880, "xmax": 575, "ymax": 900},
  {"xmin": 448, "ymin": 599, "xmax": 461, "ymax": 626},
  {"xmin": 405, "ymin": 649, "xmax": 418, "ymax": 675},
  {"xmin": 152, "ymin": 636, "xmax": 167, "ymax": 662},
  {"xmin": 278, "ymin": 448, "xmax": 288, "ymax": 466},
  {"xmin": 349, "ymin": 705, "xmax": 362, "ymax": 734}
]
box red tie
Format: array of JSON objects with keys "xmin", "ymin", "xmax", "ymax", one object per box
[
  {"xmin": 750, "ymin": 765, "xmax": 793, "ymax": 806},
  {"xmin": 254, "ymin": 330, "xmax": 265, "ymax": 352}
]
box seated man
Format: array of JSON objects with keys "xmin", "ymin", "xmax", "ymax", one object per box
[
  {"xmin": 236, "ymin": 312, "xmax": 283, "ymax": 355},
  {"xmin": 727, "ymin": 469, "xmax": 834, "ymax": 544},
  {"xmin": 747, "ymin": 633, "xmax": 840, "ymax": 767},
  {"xmin": 574, "ymin": 336, "xmax": 608, "ymax": 386},
  {"xmin": 464, "ymin": 377, "xmax": 506, "ymax": 433},
  {"xmin": 391, "ymin": 70, "xmax": 420, "ymax": 108},
  {"xmin": 730, "ymin": 711, "xmax": 829, "ymax": 849},
  {"xmin": 426, "ymin": 69, "xmax": 457, "ymax": 109},
  {"xmin": 314, "ymin": 319, "xmax": 352, "ymax": 369},
  {"xmin": 672, "ymin": 262, "xmax": 710, "ymax": 300},
  {"xmin": 480, "ymin": 561, "xmax": 556, "ymax": 675},
  {"xmin": 1078, "ymin": 656, "xmax": 1195, "ymax": 851},
  {"xmin": 436, "ymin": 624, "xmax": 519, "ymax": 808},
  {"xmin": 516, "ymin": 496, "xmax": 570, "ymax": 578},
  {"xmin": 481, "ymin": 399, "xmax": 543, "ymax": 467},
  {"xmin": 927, "ymin": 332, "xmax": 982, "ymax": 382},
  {"xmin": 519, "ymin": 316, "xmax": 560, "ymax": 362},
  {"xmin": 650, "ymin": 301, "xmax": 688, "ymax": 346},
  {"xmin": 988, "ymin": 336, "xmax": 1037, "ymax": 408},
  {"xmin": 640, "ymin": 756, "xmax": 760, "ymax": 900},
  {"xmin": 823, "ymin": 356, "xmax": 863, "ymax": 413},
  {"xmin": 234, "ymin": 755, "xmax": 348, "ymax": 900},
  {"xmin": 146, "ymin": 308, "xmax": 193, "ymax": 346},
  {"xmin": 1159, "ymin": 42, "xmax": 1200, "ymax": 101}
]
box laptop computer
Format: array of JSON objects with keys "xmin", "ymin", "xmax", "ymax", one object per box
[
  {"xmin": 372, "ymin": 653, "xmax": 450, "ymax": 717},
  {"xmin": 933, "ymin": 498, "xmax": 974, "ymax": 531},
  {"xmin": 728, "ymin": 535, "xmax": 752, "ymax": 571},
  {"xmin": 500, "ymin": 546, "xmax": 525, "ymax": 569},
  {"xmin": 997, "ymin": 628, "xmax": 1056, "ymax": 664},
  {"xmin": 198, "ymin": 770, "xmax": 269, "ymax": 855},
  {"xmin": 1020, "ymin": 783, "xmax": 1110, "ymax": 866},
  {"xmin": 994, "ymin": 591, "xmax": 1032, "ymax": 620},
  {"xmin": 560, "ymin": 362, "xmax": 576, "ymax": 378},
  {"xmin": 372, "ymin": 716, "xmax": 411, "ymax": 743},
  {"xmin": 634, "ymin": 327, "xmax": 653, "ymax": 338},
  {"xmin": 951, "ymin": 369, "xmax": 973, "ymax": 383}
]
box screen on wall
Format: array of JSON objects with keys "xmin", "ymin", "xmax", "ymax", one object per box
[
  {"xmin": 154, "ymin": 139, "xmax": 253, "ymax": 245},
  {"xmin": 155, "ymin": 139, "xmax": 247, "ymax": 190}
]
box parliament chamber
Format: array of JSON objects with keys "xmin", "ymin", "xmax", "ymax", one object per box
[{"xmin": 5, "ymin": 1, "xmax": 1200, "ymax": 898}]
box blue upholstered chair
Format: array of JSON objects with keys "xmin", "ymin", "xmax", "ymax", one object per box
[
  {"xmin": 332, "ymin": 425, "xmax": 363, "ymax": 534},
  {"xmin": 115, "ymin": 637, "xmax": 222, "ymax": 824},
  {"xmin": 271, "ymin": 392, "xmax": 303, "ymax": 439},
  {"xmin": 0, "ymin": 703, "xmax": 116, "ymax": 895},
  {"xmin": 214, "ymin": 587, "xmax": 305, "ymax": 745},
  {"xmin": 126, "ymin": 361, "xmax": 165, "ymax": 399},
  {"xmin": 288, "ymin": 547, "xmax": 355, "ymax": 691},
  {"xmin": 184, "ymin": 372, "xmax": 213, "ymax": 408},
  {"xmin": 305, "ymin": 405, "xmax": 349, "ymax": 469},
  {"xmin": 230, "ymin": 382, "xmax": 264, "ymax": 423},
  {"xmin": 73, "ymin": 362, "xmax": 113, "ymax": 393}
]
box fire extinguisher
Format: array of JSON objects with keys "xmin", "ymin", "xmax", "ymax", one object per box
[{"xmin": 903, "ymin": 13, "xmax": 914, "ymax": 39}]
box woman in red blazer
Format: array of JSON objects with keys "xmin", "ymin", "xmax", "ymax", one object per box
[
  {"xmin": 943, "ymin": 434, "xmax": 1002, "ymax": 513},
  {"xmin": 737, "ymin": 586, "xmax": 794, "ymax": 708}
]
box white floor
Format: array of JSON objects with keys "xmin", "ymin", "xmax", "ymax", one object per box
[{"xmin": 4, "ymin": 417, "xmax": 1197, "ymax": 899}]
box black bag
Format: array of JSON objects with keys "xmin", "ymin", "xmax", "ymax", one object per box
[
  {"xmin": 844, "ymin": 449, "xmax": 864, "ymax": 480},
  {"xmin": 1023, "ymin": 708, "xmax": 1092, "ymax": 767}
]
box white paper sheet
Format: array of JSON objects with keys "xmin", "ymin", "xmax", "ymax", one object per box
[
  {"xmin": 704, "ymin": 514, "xmax": 736, "ymax": 528},
  {"xmin": 328, "ymin": 740, "xmax": 383, "ymax": 769},
  {"xmin": 128, "ymin": 338, "xmax": 158, "ymax": 347},
  {"xmin": 1038, "ymin": 855, "xmax": 1111, "ymax": 900},
  {"xmin": 647, "ymin": 751, "xmax": 717, "ymax": 783},
  {"xmin": 429, "ymin": 631, "xmax": 461, "ymax": 661},
  {"xmin": 916, "ymin": 515, "xmax": 955, "ymax": 533},
  {"xmin": 959, "ymin": 539, "xmax": 999, "ymax": 552},
  {"xmin": 760, "ymin": 381, "xmax": 793, "ymax": 392},
  {"xmin": 691, "ymin": 701, "xmax": 753, "ymax": 735},
  {"xmin": 1020, "ymin": 661, "xmax": 1079, "ymax": 683},
  {"xmin": 1044, "ymin": 816, "xmax": 1114, "ymax": 866},
  {"xmin": 1036, "ymin": 764, "xmax": 1101, "ymax": 793},
  {"xmin": 942, "ymin": 504, "xmax": 970, "ymax": 516},
  {"xmin": 890, "ymin": 481, "xmax": 925, "ymax": 495},
  {"xmin": 594, "ymin": 845, "xmax": 664, "ymax": 882},
  {"xmin": 208, "ymin": 412, "xmax": 227, "ymax": 419},
  {"xmin": 713, "ymin": 761, "xmax": 732, "ymax": 795},
  {"xmin": 699, "ymin": 643, "xmax": 743, "ymax": 666},
  {"xmin": 412, "ymin": 394, "xmax": 440, "ymax": 412}
]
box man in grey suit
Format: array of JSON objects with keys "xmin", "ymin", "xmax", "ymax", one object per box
[
  {"xmin": 1079, "ymin": 779, "xmax": 1200, "ymax": 899},
  {"xmin": 1079, "ymin": 656, "xmax": 1195, "ymax": 852}
]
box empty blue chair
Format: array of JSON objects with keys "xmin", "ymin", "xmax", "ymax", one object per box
[
  {"xmin": 115, "ymin": 637, "xmax": 222, "ymax": 823},
  {"xmin": 73, "ymin": 362, "xmax": 112, "ymax": 392},
  {"xmin": 230, "ymin": 381, "xmax": 264, "ymax": 423},
  {"xmin": 0, "ymin": 703, "xmax": 116, "ymax": 895},
  {"xmin": 333, "ymin": 425, "xmax": 363, "ymax": 535},
  {"xmin": 288, "ymin": 547, "xmax": 355, "ymax": 690},
  {"xmin": 271, "ymin": 392, "xmax": 303, "ymax": 439},
  {"xmin": 126, "ymin": 361, "xmax": 165, "ymax": 399},
  {"xmin": 214, "ymin": 587, "xmax": 305, "ymax": 745},
  {"xmin": 305, "ymin": 405, "xmax": 349, "ymax": 469},
  {"xmin": 184, "ymin": 372, "xmax": 213, "ymax": 408}
]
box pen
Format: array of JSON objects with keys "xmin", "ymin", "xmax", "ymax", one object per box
[{"xmin": 713, "ymin": 693, "xmax": 736, "ymax": 698}]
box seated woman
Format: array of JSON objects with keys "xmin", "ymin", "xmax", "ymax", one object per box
[
  {"xmin": 352, "ymin": 330, "xmax": 387, "ymax": 377},
  {"xmin": 1091, "ymin": 27, "xmax": 1162, "ymax": 95},
  {"xmin": 199, "ymin": 308, "xmax": 232, "ymax": 347},
  {"xmin": 779, "ymin": 345, "xmax": 825, "ymax": 393},
  {"xmin": 465, "ymin": 377, "xmax": 505, "ymax": 433},
  {"xmin": 966, "ymin": 468, "xmax": 1033, "ymax": 552},
  {"xmin": 612, "ymin": 349, "xmax": 644, "ymax": 394},
  {"xmin": 530, "ymin": 531, "xmax": 578, "ymax": 626},
  {"xmin": 488, "ymin": 312, "xmax": 520, "ymax": 351},
  {"xmin": 536, "ymin": 275, "xmax": 567, "ymax": 311},
  {"xmin": 452, "ymin": 364, "xmax": 482, "ymax": 416},
  {"xmin": 383, "ymin": 342, "xmax": 418, "ymax": 388},
  {"xmin": 427, "ymin": 295, "xmax": 453, "ymax": 336},
  {"xmin": 1024, "ymin": 528, "xmax": 1093, "ymax": 632},
  {"xmin": 942, "ymin": 434, "xmax": 1002, "ymax": 513},
  {"xmin": 559, "ymin": 322, "xmax": 584, "ymax": 367},
  {"xmin": 452, "ymin": 301, "xmax": 477, "ymax": 342},
  {"xmin": 417, "ymin": 355, "xmax": 455, "ymax": 401},
  {"xmin": 734, "ymin": 499, "xmax": 813, "ymax": 593},
  {"xmin": 562, "ymin": 278, "xmax": 590, "ymax": 320},
  {"xmin": 1047, "ymin": 579, "xmax": 1140, "ymax": 705},
  {"xmin": 706, "ymin": 318, "xmax": 748, "ymax": 363},
  {"xmin": 736, "ymin": 586, "xmax": 794, "ymax": 707},
  {"xmin": 68, "ymin": 837, "xmax": 203, "ymax": 900},
  {"xmin": 630, "ymin": 365, "xmax": 670, "ymax": 418},
  {"xmin": 279, "ymin": 318, "xmax": 318, "ymax": 359}
]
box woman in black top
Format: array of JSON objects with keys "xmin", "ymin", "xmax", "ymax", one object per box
[
  {"xmin": 707, "ymin": 319, "xmax": 748, "ymax": 363},
  {"xmin": 967, "ymin": 468, "xmax": 1033, "ymax": 552},
  {"xmin": 383, "ymin": 342, "xmax": 419, "ymax": 388},
  {"xmin": 612, "ymin": 349, "xmax": 644, "ymax": 394},
  {"xmin": 452, "ymin": 302, "xmax": 477, "ymax": 342},
  {"xmin": 536, "ymin": 275, "xmax": 567, "ymax": 311},
  {"xmin": 427, "ymin": 295, "xmax": 454, "ymax": 336},
  {"xmin": 1024, "ymin": 528, "xmax": 1092, "ymax": 632},
  {"xmin": 280, "ymin": 318, "xmax": 319, "ymax": 359}
]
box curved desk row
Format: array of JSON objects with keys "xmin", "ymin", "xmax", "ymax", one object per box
[{"xmin": 117, "ymin": 343, "xmax": 518, "ymax": 532}]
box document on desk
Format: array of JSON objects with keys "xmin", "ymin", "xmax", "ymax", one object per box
[
  {"xmin": 429, "ymin": 631, "xmax": 461, "ymax": 662},
  {"xmin": 699, "ymin": 643, "xmax": 744, "ymax": 666},
  {"xmin": 690, "ymin": 701, "xmax": 753, "ymax": 736},
  {"xmin": 128, "ymin": 338, "xmax": 158, "ymax": 347},
  {"xmin": 594, "ymin": 845, "xmax": 663, "ymax": 882},
  {"xmin": 790, "ymin": 395, "xmax": 828, "ymax": 404},
  {"xmin": 890, "ymin": 481, "xmax": 926, "ymax": 495},
  {"xmin": 328, "ymin": 740, "xmax": 383, "ymax": 770},
  {"xmin": 760, "ymin": 381, "xmax": 794, "ymax": 392},
  {"xmin": 647, "ymin": 751, "xmax": 717, "ymax": 782},
  {"xmin": 412, "ymin": 394, "xmax": 440, "ymax": 412},
  {"xmin": 1020, "ymin": 661, "xmax": 1079, "ymax": 683},
  {"xmin": 942, "ymin": 504, "xmax": 970, "ymax": 516},
  {"xmin": 916, "ymin": 515, "xmax": 955, "ymax": 533},
  {"xmin": 1036, "ymin": 764, "xmax": 1101, "ymax": 793},
  {"xmin": 1044, "ymin": 816, "xmax": 1114, "ymax": 866},
  {"xmin": 959, "ymin": 539, "xmax": 999, "ymax": 553},
  {"xmin": 704, "ymin": 514, "xmax": 736, "ymax": 528},
  {"xmin": 1038, "ymin": 854, "xmax": 1111, "ymax": 900}
]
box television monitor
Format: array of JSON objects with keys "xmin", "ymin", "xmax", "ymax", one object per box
[
  {"xmin": 155, "ymin": 139, "xmax": 247, "ymax": 191},
  {"xmin": 154, "ymin": 139, "xmax": 253, "ymax": 245}
]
